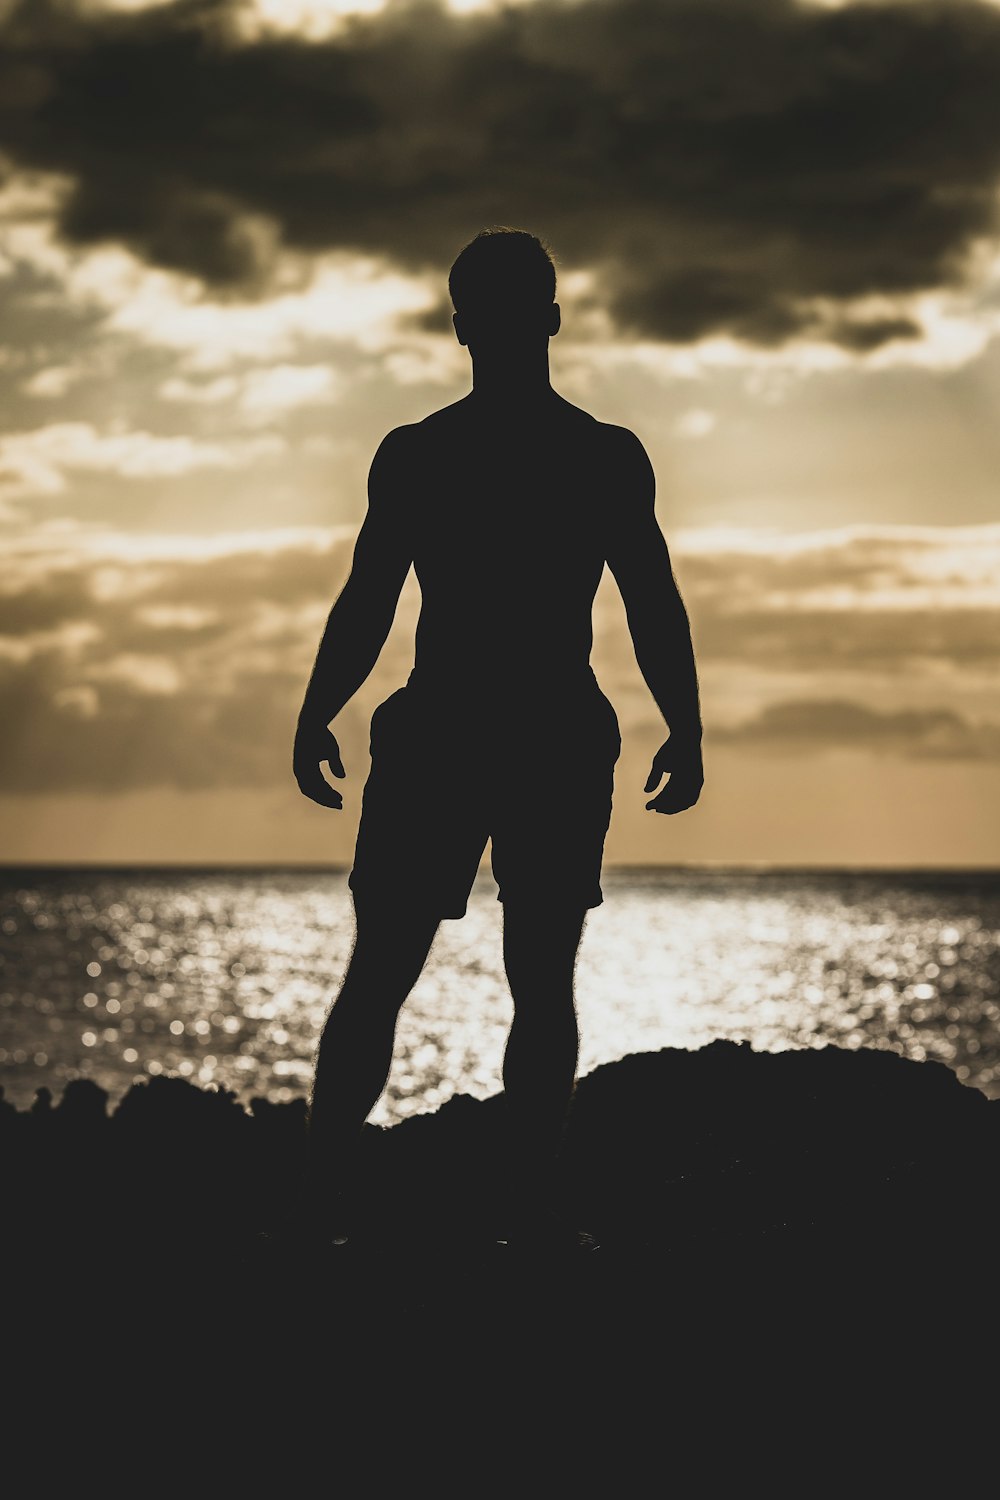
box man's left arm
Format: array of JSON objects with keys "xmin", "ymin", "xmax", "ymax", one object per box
[{"xmin": 605, "ymin": 427, "xmax": 704, "ymax": 815}]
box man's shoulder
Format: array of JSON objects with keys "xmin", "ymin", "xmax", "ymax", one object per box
[
  {"xmin": 373, "ymin": 399, "xmax": 472, "ymax": 458},
  {"xmin": 419, "ymin": 394, "xmax": 475, "ymax": 422},
  {"xmin": 368, "ymin": 416, "xmax": 441, "ymax": 482},
  {"xmin": 412, "ymin": 395, "xmax": 475, "ymax": 436},
  {"xmin": 552, "ymin": 400, "xmax": 648, "ymax": 458},
  {"xmin": 372, "ymin": 420, "xmax": 424, "ymax": 456},
  {"xmin": 590, "ymin": 417, "xmax": 648, "ymax": 456}
]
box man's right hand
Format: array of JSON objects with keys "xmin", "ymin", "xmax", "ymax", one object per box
[{"xmin": 293, "ymin": 722, "xmax": 346, "ymax": 809}]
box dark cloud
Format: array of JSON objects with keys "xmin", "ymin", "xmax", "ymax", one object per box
[
  {"xmin": 0, "ymin": 534, "xmax": 363, "ymax": 791},
  {"xmin": 3, "ymin": 0, "xmax": 1000, "ymax": 346},
  {"xmin": 828, "ymin": 316, "xmax": 923, "ymax": 352},
  {"xmin": 717, "ymin": 698, "xmax": 1000, "ymax": 759},
  {"xmin": 0, "ymin": 565, "xmax": 91, "ymax": 634},
  {"xmin": 2, "ymin": 523, "xmax": 997, "ymax": 791},
  {"xmin": 693, "ymin": 603, "xmax": 1000, "ymax": 670},
  {"xmin": 677, "ymin": 531, "xmax": 1000, "ymax": 670},
  {"xmin": 0, "ymin": 534, "xmax": 356, "ymax": 637},
  {"xmin": 0, "ymin": 654, "xmax": 288, "ymax": 790}
]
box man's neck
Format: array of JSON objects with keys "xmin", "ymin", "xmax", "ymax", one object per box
[{"xmin": 469, "ymin": 347, "xmax": 554, "ymax": 409}]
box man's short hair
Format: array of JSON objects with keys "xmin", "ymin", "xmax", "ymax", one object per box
[{"xmin": 448, "ymin": 227, "xmax": 557, "ymax": 319}]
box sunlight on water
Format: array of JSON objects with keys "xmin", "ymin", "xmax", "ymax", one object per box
[{"xmin": 1, "ymin": 867, "xmax": 998, "ymax": 1121}]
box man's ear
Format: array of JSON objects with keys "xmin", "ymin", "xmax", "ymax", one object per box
[
  {"xmin": 453, "ymin": 312, "xmax": 468, "ymax": 347},
  {"xmin": 548, "ymin": 303, "xmax": 561, "ymax": 337}
]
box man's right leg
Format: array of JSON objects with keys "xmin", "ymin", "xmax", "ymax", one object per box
[{"xmin": 307, "ymin": 894, "xmax": 441, "ymax": 1230}]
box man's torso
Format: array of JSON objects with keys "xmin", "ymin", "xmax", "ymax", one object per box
[{"xmin": 392, "ymin": 392, "xmax": 627, "ymax": 704}]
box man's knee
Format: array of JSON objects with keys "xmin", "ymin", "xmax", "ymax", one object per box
[
  {"xmin": 503, "ymin": 901, "xmax": 586, "ymax": 974},
  {"xmin": 344, "ymin": 909, "xmax": 438, "ymax": 997},
  {"xmin": 341, "ymin": 949, "xmax": 423, "ymax": 1004},
  {"xmin": 502, "ymin": 897, "xmax": 587, "ymax": 935}
]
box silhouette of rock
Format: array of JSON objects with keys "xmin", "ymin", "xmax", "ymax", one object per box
[
  {"xmin": 57, "ymin": 1077, "xmax": 108, "ymax": 1125},
  {"xmin": 6, "ymin": 1042, "xmax": 996, "ymax": 1255},
  {"xmin": 4, "ymin": 1041, "xmax": 995, "ymax": 1468}
]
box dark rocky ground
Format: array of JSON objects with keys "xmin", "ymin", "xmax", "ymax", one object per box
[{"xmin": 5, "ymin": 1040, "xmax": 997, "ymax": 1482}]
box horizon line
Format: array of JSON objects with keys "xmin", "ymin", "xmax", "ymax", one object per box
[{"xmin": 1, "ymin": 860, "xmax": 997, "ymax": 876}]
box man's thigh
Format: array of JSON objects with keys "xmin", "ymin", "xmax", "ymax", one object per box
[
  {"xmin": 349, "ymin": 690, "xmax": 489, "ymax": 919},
  {"xmin": 490, "ymin": 727, "xmax": 619, "ymax": 911}
]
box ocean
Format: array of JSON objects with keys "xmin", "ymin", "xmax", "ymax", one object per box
[{"xmin": 1, "ymin": 866, "xmax": 997, "ymax": 1122}]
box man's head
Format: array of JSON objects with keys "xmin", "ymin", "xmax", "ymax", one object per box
[{"xmin": 449, "ymin": 227, "xmax": 560, "ymax": 349}]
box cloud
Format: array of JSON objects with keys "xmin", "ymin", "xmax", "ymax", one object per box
[
  {"xmin": 0, "ymin": 166, "xmax": 439, "ymax": 373},
  {"xmin": 674, "ymin": 408, "xmax": 716, "ymax": 439},
  {"xmin": 158, "ymin": 374, "xmax": 240, "ymax": 405},
  {"xmin": 22, "ymin": 363, "xmax": 85, "ymax": 397},
  {"xmin": 0, "ymin": 527, "xmax": 365, "ymax": 791},
  {"xmin": 159, "ymin": 362, "xmax": 339, "ymax": 420},
  {"xmin": 716, "ymin": 698, "xmax": 1000, "ymax": 760},
  {"xmin": 1, "ymin": 519, "xmax": 998, "ymax": 793},
  {"xmin": 0, "ymin": 420, "xmax": 286, "ymax": 498},
  {"xmin": 2, "ymin": 0, "xmax": 1000, "ymax": 353},
  {"xmin": 673, "ymin": 524, "xmax": 1000, "ymax": 669}
]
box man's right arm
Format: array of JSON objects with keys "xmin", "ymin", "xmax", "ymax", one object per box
[
  {"xmin": 293, "ymin": 427, "xmax": 414, "ymax": 809},
  {"xmin": 604, "ymin": 426, "xmax": 704, "ymax": 815}
]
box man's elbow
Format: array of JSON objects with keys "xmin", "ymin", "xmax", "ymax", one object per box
[
  {"xmin": 328, "ymin": 571, "xmax": 390, "ymax": 623},
  {"xmin": 624, "ymin": 583, "xmax": 688, "ymax": 633},
  {"xmin": 340, "ymin": 583, "xmax": 400, "ymax": 645}
]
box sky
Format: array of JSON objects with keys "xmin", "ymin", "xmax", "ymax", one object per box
[{"xmin": 1, "ymin": 0, "xmax": 999, "ymax": 866}]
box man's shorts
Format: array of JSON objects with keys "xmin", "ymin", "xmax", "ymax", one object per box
[{"xmin": 348, "ymin": 678, "xmax": 622, "ymax": 919}]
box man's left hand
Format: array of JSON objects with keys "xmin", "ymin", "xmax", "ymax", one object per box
[{"xmin": 644, "ymin": 736, "xmax": 704, "ymax": 814}]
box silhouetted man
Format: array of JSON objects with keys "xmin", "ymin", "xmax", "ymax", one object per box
[{"xmin": 294, "ymin": 228, "xmax": 703, "ymax": 1247}]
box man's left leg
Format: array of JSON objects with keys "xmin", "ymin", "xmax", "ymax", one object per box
[{"xmin": 500, "ymin": 897, "xmax": 587, "ymax": 1231}]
